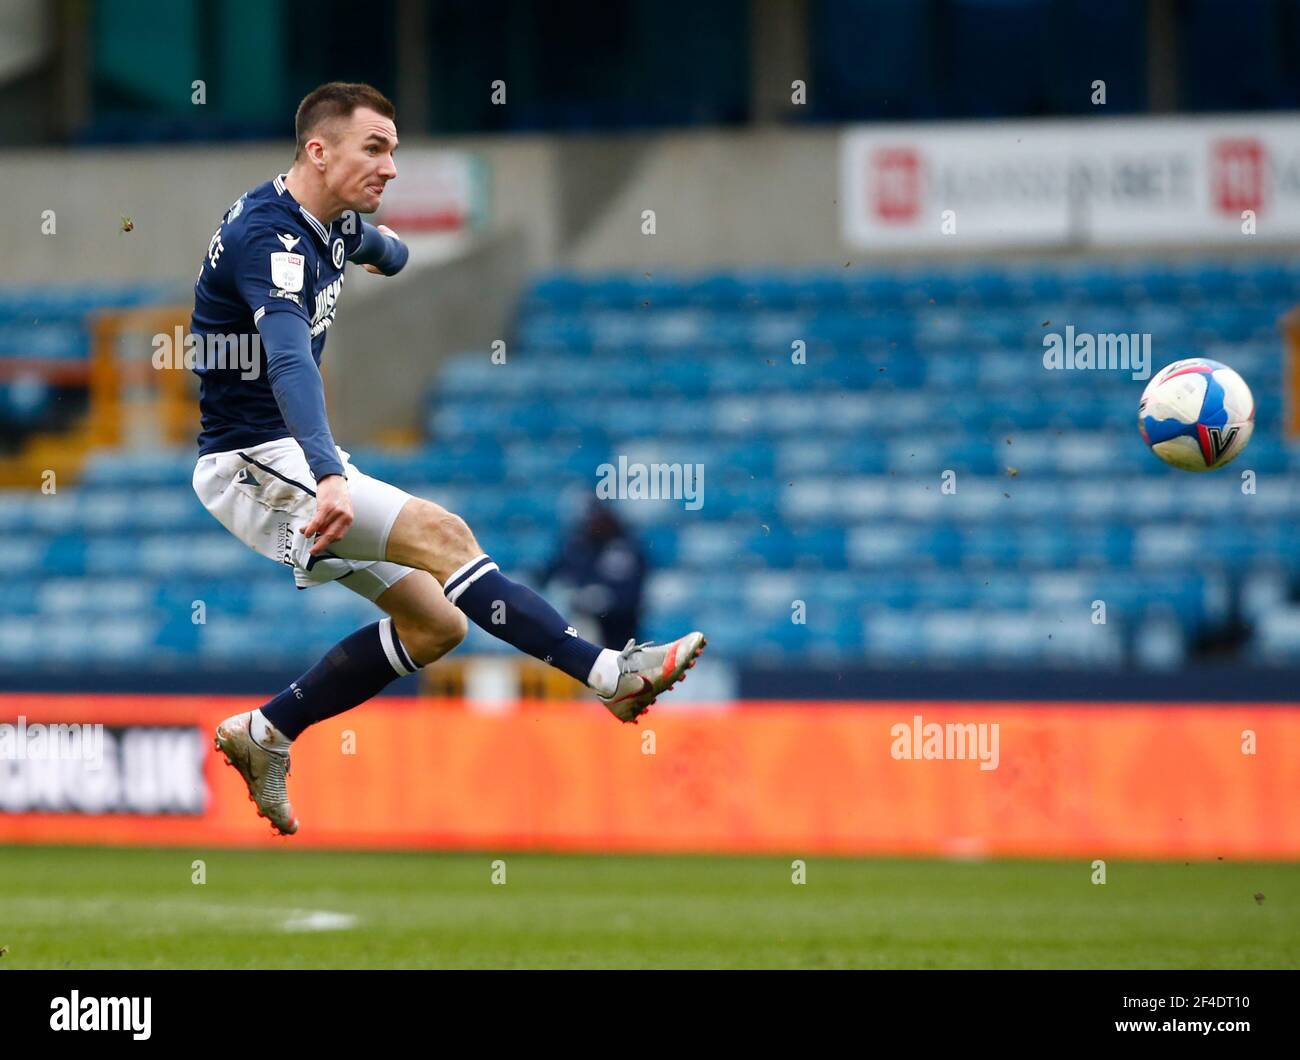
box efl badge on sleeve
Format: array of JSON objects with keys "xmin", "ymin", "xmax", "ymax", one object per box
[{"xmin": 270, "ymin": 252, "xmax": 305, "ymax": 292}]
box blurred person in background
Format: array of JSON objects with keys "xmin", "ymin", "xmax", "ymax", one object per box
[{"xmin": 540, "ymin": 500, "xmax": 647, "ymax": 650}]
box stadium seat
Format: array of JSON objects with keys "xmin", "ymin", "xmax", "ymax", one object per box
[{"xmin": 15, "ymin": 257, "xmax": 1300, "ymax": 670}]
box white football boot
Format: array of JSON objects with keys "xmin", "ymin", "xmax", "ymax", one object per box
[
  {"xmin": 214, "ymin": 712, "xmax": 299, "ymax": 835},
  {"xmin": 599, "ymin": 631, "xmax": 707, "ymax": 723}
]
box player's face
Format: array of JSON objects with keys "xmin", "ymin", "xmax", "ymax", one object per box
[{"xmin": 327, "ymin": 107, "xmax": 398, "ymax": 213}]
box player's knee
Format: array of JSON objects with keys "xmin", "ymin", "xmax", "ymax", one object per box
[
  {"xmin": 400, "ymin": 608, "xmax": 466, "ymax": 665},
  {"xmin": 443, "ymin": 512, "xmax": 477, "ymax": 558},
  {"xmin": 428, "ymin": 608, "xmax": 468, "ymax": 659},
  {"xmin": 441, "ymin": 607, "xmax": 469, "ymax": 651},
  {"xmin": 422, "ymin": 613, "xmax": 466, "ymax": 661},
  {"xmin": 416, "ymin": 502, "xmax": 479, "ymax": 564}
]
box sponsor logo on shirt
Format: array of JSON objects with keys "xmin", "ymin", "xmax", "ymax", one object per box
[{"xmin": 310, "ymin": 275, "xmax": 345, "ymax": 337}]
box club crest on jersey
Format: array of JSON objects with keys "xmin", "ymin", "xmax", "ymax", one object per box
[
  {"xmin": 270, "ymin": 251, "xmax": 304, "ymax": 293},
  {"xmin": 332, "ymin": 238, "xmax": 345, "ymax": 269}
]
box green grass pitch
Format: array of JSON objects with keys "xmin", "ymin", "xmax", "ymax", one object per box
[{"xmin": 0, "ymin": 846, "xmax": 1295, "ymax": 969}]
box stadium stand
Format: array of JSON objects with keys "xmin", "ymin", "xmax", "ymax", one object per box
[{"xmin": 2, "ymin": 259, "xmax": 1299, "ymax": 679}]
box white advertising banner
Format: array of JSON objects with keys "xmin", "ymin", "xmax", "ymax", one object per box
[
  {"xmin": 840, "ymin": 115, "xmax": 1300, "ymax": 250},
  {"xmin": 373, "ymin": 149, "xmax": 489, "ymax": 233}
]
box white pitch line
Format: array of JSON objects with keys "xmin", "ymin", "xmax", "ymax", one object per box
[
  {"xmin": 280, "ymin": 909, "xmax": 358, "ymax": 933},
  {"xmin": 0, "ymin": 898, "xmax": 359, "ymax": 933}
]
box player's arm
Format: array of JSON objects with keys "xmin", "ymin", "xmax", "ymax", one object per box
[
  {"xmin": 256, "ymin": 313, "xmax": 342, "ymax": 479},
  {"xmin": 348, "ymin": 222, "xmax": 408, "ymax": 276},
  {"xmin": 232, "ymin": 229, "xmax": 353, "ymax": 552},
  {"xmin": 255, "ymin": 313, "xmax": 354, "ymax": 554}
]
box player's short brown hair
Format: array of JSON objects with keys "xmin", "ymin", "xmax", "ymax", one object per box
[{"xmin": 294, "ymin": 82, "xmax": 396, "ymax": 160}]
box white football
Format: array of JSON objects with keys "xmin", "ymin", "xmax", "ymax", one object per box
[{"xmin": 1138, "ymin": 358, "xmax": 1254, "ymax": 472}]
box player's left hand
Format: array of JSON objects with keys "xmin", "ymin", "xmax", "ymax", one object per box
[
  {"xmin": 302, "ymin": 474, "xmax": 354, "ymax": 555},
  {"xmin": 362, "ymin": 225, "xmax": 401, "ymax": 274}
]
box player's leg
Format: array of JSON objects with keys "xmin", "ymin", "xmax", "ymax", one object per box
[
  {"xmin": 382, "ymin": 497, "xmax": 705, "ymax": 721},
  {"xmin": 372, "ymin": 568, "xmax": 469, "ymax": 667},
  {"xmin": 253, "ymin": 455, "xmax": 463, "ymax": 741},
  {"xmin": 216, "ymin": 565, "xmax": 464, "ymax": 836},
  {"xmin": 256, "ymin": 566, "xmax": 463, "ymax": 736},
  {"xmin": 302, "ymin": 452, "xmax": 615, "ymax": 694},
  {"xmin": 201, "ymin": 445, "xmax": 469, "ymax": 834}
]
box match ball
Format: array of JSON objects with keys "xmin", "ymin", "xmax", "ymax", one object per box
[{"xmin": 1138, "ymin": 358, "xmax": 1254, "ymax": 472}]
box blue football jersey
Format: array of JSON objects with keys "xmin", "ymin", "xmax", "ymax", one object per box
[{"xmin": 190, "ymin": 173, "xmax": 364, "ymax": 457}]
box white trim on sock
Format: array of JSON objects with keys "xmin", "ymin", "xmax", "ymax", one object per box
[
  {"xmin": 444, "ymin": 553, "xmax": 491, "ymax": 588},
  {"xmin": 378, "ymin": 617, "xmax": 414, "ymax": 677},
  {"xmin": 444, "ymin": 560, "xmax": 500, "ymax": 605}
]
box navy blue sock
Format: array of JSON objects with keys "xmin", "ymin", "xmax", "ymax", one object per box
[
  {"xmin": 261, "ymin": 618, "xmax": 419, "ymax": 740},
  {"xmin": 444, "ymin": 555, "xmax": 602, "ymax": 683}
]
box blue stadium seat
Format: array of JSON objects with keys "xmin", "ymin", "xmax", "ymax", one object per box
[{"xmin": 16, "ymin": 256, "xmax": 1300, "ymax": 671}]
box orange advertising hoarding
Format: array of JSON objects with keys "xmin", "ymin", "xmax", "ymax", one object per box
[{"xmin": 0, "ymin": 694, "xmax": 1296, "ymax": 858}]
